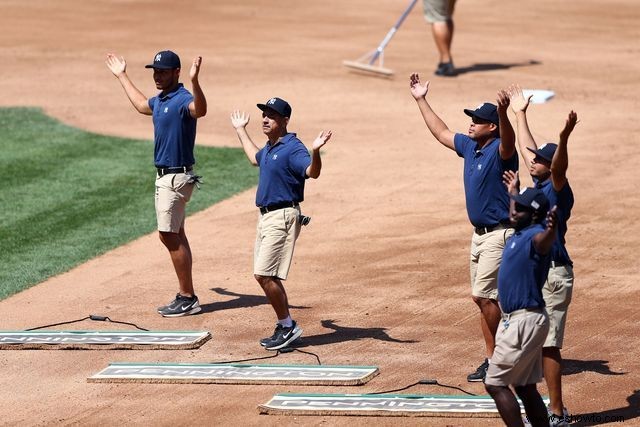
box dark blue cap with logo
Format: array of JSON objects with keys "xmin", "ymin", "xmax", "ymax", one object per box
[
  {"xmin": 527, "ymin": 143, "xmax": 557, "ymax": 162},
  {"xmin": 512, "ymin": 187, "xmax": 549, "ymax": 214},
  {"xmin": 257, "ymin": 97, "xmax": 292, "ymax": 118},
  {"xmin": 145, "ymin": 50, "xmax": 181, "ymax": 69},
  {"xmin": 464, "ymin": 103, "xmax": 499, "ymax": 126}
]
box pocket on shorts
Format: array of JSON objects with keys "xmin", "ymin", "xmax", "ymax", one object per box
[{"xmin": 172, "ymin": 174, "xmax": 195, "ymax": 203}]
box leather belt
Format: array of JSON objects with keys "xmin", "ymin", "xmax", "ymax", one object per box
[
  {"xmin": 259, "ymin": 201, "xmax": 299, "ymax": 215},
  {"xmin": 474, "ymin": 224, "xmax": 506, "ymax": 235},
  {"xmin": 550, "ymin": 261, "xmax": 567, "ymax": 268},
  {"xmin": 156, "ymin": 166, "xmax": 193, "ymax": 177}
]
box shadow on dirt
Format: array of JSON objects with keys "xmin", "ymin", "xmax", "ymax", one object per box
[
  {"xmin": 562, "ymin": 358, "xmax": 625, "ymax": 376},
  {"xmin": 572, "ymin": 389, "xmax": 640, "ymax": 426},
  {"xmin": 452, "ymin": 60, "xmax": 541, "ymax": 76},
  {"xmin": 293, "ymin": 319, "xmax": 418, "ymax": 348},
  {"xmin": 199, "ymin": 287, "xmax": 309, "ymax": 313}
]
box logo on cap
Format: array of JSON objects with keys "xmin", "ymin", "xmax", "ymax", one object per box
[
  {"xmin": 155, "ymin": 54, "xmax": 162, "ymax": 62},
  {"xmin": 267, "ymin": 98, "xmax": 277, "ymax": 105}
]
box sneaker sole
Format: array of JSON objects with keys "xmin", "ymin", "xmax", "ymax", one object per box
[
  {"xmin": 264, "ymin": 328, "xmax": 303, "ymax": 351},
  {"xmin": 466, "ymin": 377, "xmax": 485, "ymax": 382},
  {"xmin": 159, "ymin": 306, "xmax": 202, "ymax": 318}
]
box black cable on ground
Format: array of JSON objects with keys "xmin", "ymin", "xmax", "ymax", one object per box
[
  {"xmin": 289, "ymin": 347, "xmax": 322, "ymax": 365},
  {"xmin": 25, "ymin": 315, "xmax": 149, "ymax": 331},
  {"xmin": 216, "ymin": 351, "xmax": 284, "ymax": 364},
  {"xmin": 367, "ymin": 379, "xmax": 477, "ymax": 396},
  {"xmin": 216, "ymin": 347, "xmax": 322, "ymax": 365}
]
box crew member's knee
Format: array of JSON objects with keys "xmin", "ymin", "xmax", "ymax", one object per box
[
  {"xmin": 514, "ymin": 383, "xmax": 536, "ymax": 397},
  {"xmin": 254, "ymin": 274, "xmax": 271, "ymax": 288},
  {"xmin": 159, "ymin": 230, "xmax": 179, "ymax": 249},
  {"xmin": 472, "ymin": 295, "xmax": 497, "ymax": 309},
  {"xmin": 484, "ymin": 383, "xmax": 504, "ymax": 396}
]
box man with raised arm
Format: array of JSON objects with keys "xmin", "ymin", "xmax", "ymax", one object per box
[
  {"xmin": 509, "ymin": 85, "xmax": 577, "ymax": 425},
  {"xmin": 410, "ymin": 73, "xmax": 518, "ymax": 382},
  {"xmin": 106, "ymin": 50, "xmax": 207, "ymax": 317},
  {"xmin": 231, "ymin": 98, "xmax": 331, "ymax": 351}
]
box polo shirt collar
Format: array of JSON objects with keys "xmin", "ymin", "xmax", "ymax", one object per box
[
  {"xmin": 159, "ymin": 83, "xmax": 184, "ymax": 100},
  {"xmin": 267, "ymin": 132, "xmax": 297, "ymax": 148},
  {"xmin": 474, "ymin": 137, "xmax": 497, "ymax": 154}
]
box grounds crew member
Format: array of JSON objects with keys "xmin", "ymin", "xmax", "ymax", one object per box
[
  {"xmin": 106, "ymin": 50, "xmax": 207, "ymax": 317},
  {"xmin": 485, "ymin": 178, "xmax": 558, "ymax": 427},
  {"xmin": 230, "ymin": 98, "xmax": 332, "ymax": 351},
  {"xmin": 423, "ymin": 0, "xmax": 457, "ymax": 77},
  {"xmin": 409, "ymin": 73, "xmax": 518, "ymax": 382},
  {"xmin": 509, "ymin": 85, "xmax": 577, "ymax": 425}
]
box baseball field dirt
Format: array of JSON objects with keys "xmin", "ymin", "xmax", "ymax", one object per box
[{"xmin": 1, "ymin": 0, "xmax": 639, "ymax": 425}]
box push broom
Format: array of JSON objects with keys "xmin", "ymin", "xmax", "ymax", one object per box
[{"xmin": 343, "ymin": 0, "xmax": 418, "ymax": 76}]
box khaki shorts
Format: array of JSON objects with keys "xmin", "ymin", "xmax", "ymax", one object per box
[
  {"xmin": 423, "ymin": 0, "xmax": 456, "ymax": 23},
  {"xmin": 155, "ymin": 172, "xmax": 196, "ymax": 233},
  {"xmin": 543, "ymin": 264, "xmax": 574, "ymax": 348},
  {"xmin": 469, "ymin": 227, "xmax": 514, "ymax": 299},
  {"xmin": 485, "ymin": 309, "xmax": 549, "ymax": 387},
  {"xmin": 254, "ymin": 206, "xmax": 301, "ymax": 280}
]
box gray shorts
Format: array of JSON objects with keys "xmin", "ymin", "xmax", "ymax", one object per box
[
  {"xmin": 154, "ymin": 171, "xmax": 196, "ymax": 233},
  {"xmin": 254, "ymin": 206, "xmax": 301, "ymax": 280},
  {"xmin": 543, "ymin": 264, "xmax": 574, "ymax": 348},
  {"xmin": 423, "ymin": 0, "xmax": 456, "ymax": 23},
  {"xmin": 485, "ymin": 309, "xmax": 549, "ymax": 387}
]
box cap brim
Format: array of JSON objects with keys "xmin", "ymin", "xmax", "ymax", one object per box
[
  {"xmin": 257, "ymin": 104, "xmax": 288, "ymax": 117},
  {"xmin": 144, "ymin": 64, "xmax": 177, "ymax": 69},
  {"xmin": 463, "ymin": 109, "xmax": 475, "ymax": 118},
  {"xmin": 526, "ymin": 147, "xmax": 552, "ymax": 162}
]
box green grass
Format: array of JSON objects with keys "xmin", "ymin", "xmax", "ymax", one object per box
[{"xmin": 0, "ymin": 107, "xmax": 257, "ymax": 300}]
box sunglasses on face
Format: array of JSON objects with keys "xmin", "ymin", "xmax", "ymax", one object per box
[
  {"xmin": 471, "ymin": 116, "xmax": 491, "ymax": 125},
  {"xmin": 533, "ymin": 156, "xmax": 551, "ymax": 165},
  {"xmin": 514, "ymin": 203, "xmax": 532, "ymax": 213}
]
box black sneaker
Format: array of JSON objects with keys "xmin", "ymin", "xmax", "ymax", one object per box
[
  {"xmin": 260, "ymin": 324, "xmax": 280, "ymax": 347},
  {"xmin": 434, "ymin": 61, "xmax": 456, "ymax": 77},
  {"xmin": 467, "ymin": 358, "xmax": 489, "ymax": 382},
  {"xmin": 157, "ymin": 293, "xmax": 201, "ymax": 317},
  {"xmin": 264, "ymin": 321, "xmax": 303, "ymax": 351}
]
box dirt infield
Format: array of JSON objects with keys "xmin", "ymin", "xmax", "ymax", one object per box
[{"xmin": 1, "ymin": 0, "xmax": 639, "ymax": 425}]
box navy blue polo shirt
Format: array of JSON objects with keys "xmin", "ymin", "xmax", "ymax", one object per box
[
  {"xmin": 535, "ymin": 178, "xmax": 574, "ymax": 266},
  {"xmin": 148, "ymin": 83, "xmax": 196, "ymax": 167},
  {"xmin": 255, "ymin": 133, "xmax": 311, "ymax": 207},
  {"xmin": 454, "ymin": 134, "xmax": 519, "ymax": 228},
  {"xmin": 498, "ymin": 223, "xmax": 550, "ymax": 314}
]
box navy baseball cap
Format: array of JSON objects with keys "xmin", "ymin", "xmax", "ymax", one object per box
[
  {"xmin": 512, "ymin": 187, "xmax": 549, "ymax": 214},
  {"xmin": 257, "ymin": 97, "xmax": 292, "ymax": 118},
  {"xmin": 527, "ymin": 143, "xmax": 557, "ymax": 162},
  {"xmin": 145, "ymin": 50, "xmax": 181, "ymax": 69},
  {"xmin": 464, "ymin": 103, "xmax": 499, "ymax": 126}
]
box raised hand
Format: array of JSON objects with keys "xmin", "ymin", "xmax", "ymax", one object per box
[
  {"xmin": 409, "ymin": 73, "xmax": 429, "ymax": 100},
  {"xmin": 312, "ymin": 130, "xmax": 333, "ymax": 150},
  {"xmin": 496, "ymin": 89, "xmax": 510, "ymax": 112},
  {"xmin": 559, "ymin": 110, "xmax": 578, "ymax": 142},
  {"xmin": 502, "ymin": 170, "xmax": 520, "ymax": 195},
  {"xmin": 105, "ymin": 53, "xmax": 126, "ymax": 77},
  {"xmin": 230, "ymin": 110, "xmax": 250, "ymax": 129},
  {"xmin": 508, "ymin": 84, "xmax": 532, "ymax": 113},
  {"xmin": 190, "ymin": 56, "xmax": 202, "ymax": 81}
]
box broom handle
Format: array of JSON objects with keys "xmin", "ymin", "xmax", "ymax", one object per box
[{"xmin": 370, "ymin": 0, "xmax": 419, "ymax": 64}]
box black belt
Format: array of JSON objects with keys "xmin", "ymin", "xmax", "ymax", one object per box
[
  {"xmin": 156, "ymin": 166, "xmax": 193, "ymax": 177},
  {"xmin": 550, "ymin": 261, "xmax": 567, "ymax": 268},
  {"xmin": 259, "ymin": 201, "xmax": 299, "ymax": 215},
  {"xmin": 474, "ymin": 224, "xmax": 505, "ymax": 235}
]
